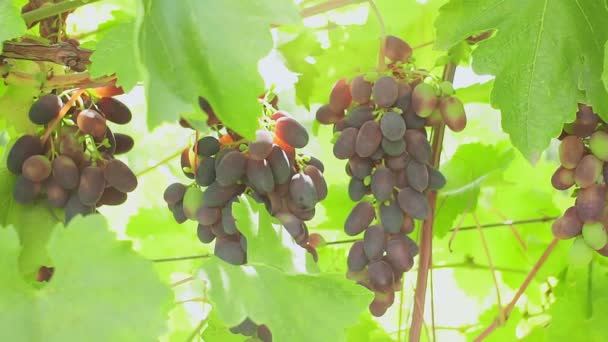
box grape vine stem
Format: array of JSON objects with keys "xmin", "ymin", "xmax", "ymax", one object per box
[
  {"xmin": 473, "ymin": 237, "xmax": 559, "ymax": 341},
  {"xmin": 300, "ymin": 0, "xmax": 367, "ymax": 18},
  {"xmin": 367, "ymin": 0, "xmax": 386, "ymax": 71},
  {"xmin": 409, "ymin": 62, "xmax": 456, "ymax": 342},
  {"xmin": 21, "ymin": 0, "xmax": 103, "ymax": 27}
]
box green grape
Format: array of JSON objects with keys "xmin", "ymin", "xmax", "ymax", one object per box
[
  {"xmin": 568, "ymin": 236, "xmax": 594, "ymax": 266},
  {"xmin": 582, "ymin": 222, "xmax": 608, "ymax": 250},
  {"xmin": 411, "ymin": 83, "xmax": 438, "ymax": 118},
  {"xmin": 182, "ymin": 186, "xmax": 203, "ymax": 220},
  {"xmin": 439, "ymin": 96, "xmax": 467, "ymax": 132}
]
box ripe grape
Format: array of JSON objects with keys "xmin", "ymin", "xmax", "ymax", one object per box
[
  {"xmin": 386, "ymin": 153, "xmax": 409, "ymax": 170},
  {"xmin": 575, "ymin": 184, "xmax": 606, "ymax": 221},
  {"xmin": 197, "ymin": 224, "xmax": 216, "ymax": 243},
  {"xmin": 439, "ymin": 96, "xmax": 467, "ymax": 132},
  {"xmin": 369, "ymin": 291, "xmax": 394, "ymax": 317},
  {"xmin": 582, "ymin": 222, "xmax": 607, "ymax": 250},
  {"xmin": 78, "ymin": 166, "xmax": 106, "ymax": 206},
  {"xmin": 96, "ymin": 97, "xmax": 132, "ymax": 124},
  {"xmin": 76, "ymin": 109, "xmax": 107, "ymax": 138},
  {"xmin": 183, "ymin": 186, "xmax": 204, "ymax": 220},
  {"xmin": 428, "ymin": 166, "xmax": 446, "ymax": 190},
  {"xmin": 333, "ymin": 127, "xmax": 358, "ymax": 159},
  {"xmin": 371, "ymin": 167, "xmax": 396, "ymax": 202},
  {"xmin": 249, "ymin": 130, "xmax": 274, "ymax": 160},
  {"xmin": 394, "ymin": 169, "xmax": 408, "ymax": 188},
  {"xmin": 347, "ymin": 241, "xmax": 369, "ymax": 272},
  {"xmin": 405, "ymin": 130, "xmax": 431, "ymax": 163},
  {"xmin": 59, "ymin": 131, "xmax": 85, "ymax": 163},
  {"xmin": 98, "ymin": 128, "xmax": 117, "ymax": 155},
  {"xmin": 368, "ymin": 260, "xmax": 394, "ymax": 292},
  {"xmin": 348, "ymin": 156, "xmax": 373, "ymax": 180},
  {"xmin": 268, "ymin": 145, "xmax": 291, "ymax": 184},
  {"xmin": 371, "ymin": 147, "xmax": 385, "ymax": 160},
  {"xmin": 22, "ymin": 155, "xmax": 51, "ymax": 182},
  {"xmin": 558, "ymin": 136, "xmax": 584, "ymax": 169},
  {"xmin": 589, "ymin": 130, "xmax": 608, "ymax": 161},
  {"xmin": 305, "ymin": 155, "xmax": 325, "ymax": 173},
  {"xmin": 402, "ymin": 215, "xmax": 415, "ymax": 234},
  {"xmin": 411, "ymin": 83, "xmax": 437, "ymax": 118},
  {"xmin": 274, "ymin": 116, "xmax": 309, "ymax": 148},
  {"xmin": 303, "ymin": 165, "xmax": 327, "ymax": 201},
  {"xmin": 383, "ymin": 35, "xmax": 412, "ymax": 62},
  {"xmin": 568, "ymin": 236, "xmax": 593, "ymax": 266},
  {"xmin": 246, "ymin": 159, "xmax": 275, "ymax": 194},
  {"xmin": 196, "ymin": 206, "xmax": 221, "ymax": 226},
  {"xmin": 169, "ymin": 200, "xmax": 187, "ymax": 224},
  {"xmin": 345, "ymin": 202, "xmax": 375, "ymax": 236},
  {"xmin": 363, "ymin": 225, "xmax": 385, "ymax": 261},
  {"xmin": 215, "ymin": 151, "xmax": 247, "ymax": 186},
  {"xmin": 348, "ymin": 178, "xmax": 368, "ymax": 201},
  {"xmin": 163, "ymin": 183, "xmax": 186, "ymax": 205},
  {"xmin": 403, "ymin": 107, "xmax": 425, "ymax": 129},
  {"xmin": 103, "ymin": 159, "xmax": 137, "ymax": 193},
  {"xmin": 574, "ymin": 154, "xmax": 603, "ymax": 188},
  {"xmin": 380, "ymin": 112, "xmax": 406, "ymax": 141},
  {"xmin": 551, "ymin": 206, "xmax": 582, "ymax": 239},
  {"xmin": 196, "ymin": 157, "xmax": 216, "ymax": 187},
  {"xmin": 380, "ymin": 199, "xmax": 404, "ymax": 233},
  {"xmin": 257, "ymin": 325, "xmax": 272, "ymax": 342},
  {"xmin": 397, "ymin": 187, "xmax": 429, "ymax": 220},
  {"xmin": 276, "ymin": 212, "xmax": 305, "ymax": 239},
  {"xmin": 6, "ymin": 134, "xmax": 44, "ymax": 174},
  {"xmin": 406, "ymin": 159, "xmax": 428, "ymax": 192},
  {"xmin": 565, "ymin": 105, "xmax": 599, "ymax": 138},
  {"xmin": 29, "ymin": 94, "xmax": 62, "ymax": 125},
  {"xmin": 350, "ymin": 75, "xmax": 373, "ymax": 104},
  {"xmin": 315, "ymin": 104, "xmax": 343, "ymax": 124},
  {"xmin": 329, "ymin": 78, "xmax": 352, "ymax": 112},
  {"xmin": 13, "ymin": 175, "xmax": 41, "ymax": 204},
  {"xmin": 289, "ymin": 173, "xmax": 318, "ymax": 210},
  {"xmin": 203, "ymin": 182, "xmax": 246, "ymax": 207},
  {"xmin": 65, "ymin": 193, "xmax": 94, "ymax": 223},
  {"xmin": 98, "ymin": 187, "xmax": 127, "ymax": 206},
  {"xmin": 381, "ymin": 138, "xmax": 406, "ymax": 156},
  {"xmin": 344, "ymin": 105, "xmax": 375, "ymax": 128},
  {"xmin": 51, "ymin": 155, "xmax": 79, "ymax": 190},
  {"xmin": 46, "ymin": 179, "xmax": 69, "ymax": 207},
  {"xmin": 196, "ymin": 136, "xmax": 220, "ymax": 157},
  {"xmin": 215, "ymin": 237, "xmax": 246, "ymax": 265},
  {"xmin": 551, "ymin": 166, "xmax": 575, "ymax": 190},
  {"xmin": 371, "ymin": 77, "xmax": 398, "ymax": 109},
  {"xmin": 355, "ymin": 120, "xmax": 382, "ymax": 158},
  {"xmin": 386, "ymin": 238, "xmax": 414, "ymax": 272}
]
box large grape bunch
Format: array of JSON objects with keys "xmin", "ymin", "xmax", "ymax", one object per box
[
  {"xmin": 164, "ymin": 94, "xmax": 326, "ymax": 267},
  {"xmin": 6, "ymin": 87, "xmax": 137, "ymax": 223},
  {"xmin": 315, "ymin": 35, "xmax": 467, "ymax": 316},
  {"xmin": 551, "ymin": 104, "xmax": 608, "ymax": 265}
]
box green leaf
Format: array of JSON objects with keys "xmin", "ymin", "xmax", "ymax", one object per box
[
  {"xmin": 456, "ymin": 80, "xmax": 493, "ymax": 104},
  {"xmin": 233, "ymin": 196, "xmax": 319, "ymax": 273},
  {"xmin": 0, "ymin": 214, "xmax": 172, "ymax": 342},
  {"xmin": 202, "ymin": 311, "xmax": 248, "ymax": 342},
  {"xmin": 435, "ymin": 143, "xmax": 514, "ymax": 237},
  {"xmin": 138, "ymin": 0, "xmax": 300, "ymax": 138},
  {"xmin": 436, "ymin": 1, "xmax": 608, "ymax": 162},
  {"xmin": 0, "ymin": 84, "xmax": 39, "ymax": 134},
  {"xmin": 346, "ymin": 314, "xmax": 395, "ymax": 342},
  {"xmin": 0, "ymin": 0, "xmax": 26, "ymax": 53},
  {"xmin": 198, "ymin": 258, "xmax": 372, "ymax": 342},
  {"xmin": 603, "ymin": 41, "xmax": 608, "ymax": 93},
  {"xmin": 89, "ymin": 18, "xmax": 141, "ymax": 92}
]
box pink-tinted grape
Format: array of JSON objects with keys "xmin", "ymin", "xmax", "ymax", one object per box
[
  {"xmin": 559, "ymin": 136, "xmax": 584, "ymax": 169},
  {"xmin": 249, "ymin": 130, "xmax": 273, "ymax": 160},
  {"xmin": 405, "ymin": 129, "xmax": 431, "ymax": 163},
  {"xmin": 345, "ymin": 202, "xmax": 375, "ymax": 236},
  {"xmin": 551, "ymin": 166, "xmax": 575, "ymax": 190},
  {"xmin": 372, "ymin": 76, "xmax": 399, "ymax": 108},
  {"xmin": 371, "ymin": 167, "xmax": 396, "ymax": 202},
  {"xmin": 289, "ymin": 173, "xmax": 318, "ymax": 210},
  {"xmin": 347, "ymin": 241, "xmax": 369, "ymax": 272},
  {"xmin": 316, "ymin": 104, "xmax": 343, "ymax": 124},
  {"xmin": 303, "ymin": 165, "xmax": 327, "ymax": 201},
  {"xmin": 22, "ymin": 155, "xmax": 51, "ymax": 182},
  {"xmin": 275, "ymin": 116, "xmax": 309, "ymax": 148},
  {"xmin": 387, "ymin": 153, "xmax": 409, "ymax": 170},
  {"xmin": 368, "ymin": 260, "xmax": 394, "ymax": 292},
  {"xmin": 406, "ymin": 159, "xmax": 428, "ymax": 192},
  {"xmin": 397, "ymin": 187, "xmax": 429, "ymax": 220},
  {"xmin": 439, "ymin": 96, "xmax": 467, "ymax": 132},
  {"xmin": 333, "ymin": 127, "xmax": 358, "ymax": 159},
  {"xmin": 329, "ymin": 78, "xmax": 352, "ymax": 112},
  {"xmin": 575, "ymin": 184, "xmax": 606, "ymax": 222},
  {"xmin": 247, "ymin": 159, "xmax": 275, "ymax": 194},
  {"xmin": 216, "ymin": 151, "xmax": 246, "ymax": 186},
  {"xmin": 6, "ymin": 134, "xmax": 44, "ymax": 174},
  {"xmin": 348, "ymin": 156, "xmax": 373, "ymax": 179},
  {"xmin": 411, "ymin": 83, "xmax": 437, "ymax": 118},
  {"xmin": 574, "ymin": 154, "xmax": 603, "ymax": 188},
  {"xmin": 351, "ymin": 75, "xmax": 373, "ymax": 104},
  {"xmin": 46, "ymin": 178, "xmax": 69, "ymax": 207},
  {"xmin": 386, "ymin": 238, "xmax": 414, "ymax": 272},
  {"xmin": 268, "ymin": 145, "xmax": 291, "ymax": 184},
  {"xmin": 76, "ymin": 109, "xmax": 107, "ymax": 138},
  {"xmin": 78, "ymin": 166, "xmax": 106, "ymax": 205},
  {"xmin": 383, "ymin": 35, "xmax": 412, "ymax": 62},
  {"xmin": 355, "ymin": 120, "xmax": 382, "ymax": 158},
  {"xmin": 344, "ymin": 105, "xmax": 375, "ymax": 128},
  {"xmin": 364, "ymin": 225, "xmax": 385, "ymax": 261}
]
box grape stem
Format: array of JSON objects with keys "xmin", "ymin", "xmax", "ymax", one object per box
[
  {"xmin": 21, "ymin": 0, "xmax": 103, "ymax": 27},
  {"xmin": 367, "ymin": 0, "xmax": 387, "ymax": 71},
  {"xmin": 135, "ymin": 148, "xmax": 188, "ymax": 177},
  {"xmin": 41, "ymin": 89, "xmax": 85, "ymax": 143},
  {"xmin": 1, "ymin": 41, "xmax": 92, "ymax": 72},
  {"xmin": 299, "ymin": 0, "xmax": 367, "ymax": 18},
  {"xmin": 409, "ymin": 62, "xmax": 456, "ymax": 342}
]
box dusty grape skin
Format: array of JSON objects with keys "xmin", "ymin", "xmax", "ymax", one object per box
[
  {"xmin": 551, "ymin": 166, "xmax": 575, "ymax": 190},
  {"xmin": 333, "ymin": 127, "xmax": 358, "ymax": 160},
  {"xmin": 249, "ymin": 130, "xmax": 274, "ymax": 160},
  {"xmin": 316, "ymin": 104, "xmax": 343, "ymax": 124},
  {"xmin": 380, "ymin": 112, "xmax": 406, "ymax": 141},
  {"xmin": 428, "ymin": 166, "xmax": 446, "ymax": 190},
  {"xmin": 46, "ymin": 178, "xmax": 69, "ymax": 207},
  {"xmin": 246, "ymin": 159, "xmax": 275, "ymax": 194},
  {"xmin": 65, "ymin": 193, "xmax": 95, "ymax": 223},
  {"xmin": 344, "ymin": 105, "xmax": 375, "ymax": 128},
  {"xmin": 78, "ymin": 166, "xmax": 106, "ymax": 206},
  {"xmin": 288, "ymin": 173, "xmax": 318, "ymax": 211},
  {"xmin": 574, "ymin": 154, "xmax": 603, "ymax": 188},
  {"xmin": 214, "ymin": 237, "xmax": 246, "ymax": 265},
  {"xmin": 196, "ymin": 136, "xmax": 220, "ymax": 157},
  {"xmin": 371, "ymin": 167, "xmax": 396, "ymax": 202},
  {"xmin": 268, "ymin": 145, "xmax": 291, "ymax": 185},
  {"xmin": 276, "ymin": 212, "xmax": 305, "ymax": 239},
  {"xmin": 350, "ymin": 75, "xmax": 373, "ymax": 104},
  {"xmin": 411, "ymin": 83, "xmax": 438, "ymax": 118},
  {"xmin": 381, "ymin": 138, "xmax": 406, "ymax": 157},
  {"xmin": 329, "ymin": 78, "xmax": 352, "ymax": 112},
  {"xmin": 197, "ymin": 224, "xmax": 216, "ymax": 243},
  {"xmin": 355, "ymin": 120, "xmax": 383, "ymax": 158},
  {"xmin": 363, "ymin": 225, "xmax": 386, "ymax": 261},
  {"xmin": 195, "ymin": 205, "xmax": 221, "ymax": 226},
  {"xmin": 103, "ymin": 159, "xmax": 138, "ymax": 193},
  {"xmin": 13, "ymin": 175, "xmax": 41, "ymax": 204},
  {"xmin": 575, "ymin": 184, "xmax": 606, "ymax": 222},
  {"xmin": 196, "ymin": 157, "xmax": 216, "ymax": 187},
  {"xmin": 215, "ymin": 151, "xmax": 247, "ymax": 186},
  {"xmin": 164, "ymin": 182, "xmax": 187, "ymax": 205},
  {"xmin": 29, "ymin": 94, "xmax": 62, "ymax": 125},
  {"xmin": 76, "ymin": 109, "xmax": 107, "ymax": 139},
  {"xmin": 368, "ymin": 260, "xmax": 394, "ymax": 292},
  {"xmin": 380, "ymin": 199, "xmax": 404, "ymax": 233},
  {"xmin": 397, "ymin": 186, "xmax": 430, "ymax": 220},
  {"xmin": 6, "ymin": 135, "xmax": 44, "ymax": 174},
  {"xmin": 394, "ymin": 169, "xmax": 409, "ymax": 188},
  {"xmin": 170, "ymin": 200, "xmax": 188, "ymax": 224},
  {"xmin": 202, "ymin": 182, "xmax": 246, "ymax": 207},
  {"xmin": 383, "ymin": 35, "xmax": 412, "ymax": 62},
  {"xmin": 274, "ymin": 116, "xmax": 309, "ymax": 148},
  {"xmin": 405, "ymin": 159, "xmax": 429, "ymax": 192},
  {"xmin": 348, "ymin": 178, "xmax": 368, "ymax": 201},
  {"xmin": 303, "ymin": 165, "xmax": 327, "ymax": 201},
  {"xmin": 348, "ymin": 156, "xmax": 373, "ymax": 180},
  {"xmin": 344, "ymin": 201, "xmax": 375, "ymax": 236},
  {"xmin": 558, "ymin": 136, "xmax": 584, "ymax": 169},
  {"xmin": 386, "ymin": 238, "xmax": 414, "ymax": 272},
  {"xmin": 97, "ymin": 187, "xmax": 127, "ymax": 206},
  {"xmin": 372, "ymin": 76, "xmax": 399, "ymax": 108},
  {"xmin": 386, "ymin": 153, "xmax": 410, "ymax": 170},
  {"xmin": 405, "ymin": 129, "xmax": 432, "ymax": 163},
  {"xmin": 369, "ymin": 291, "xmax": 394, "ymax": 317},
  {"xmin": 347, "ymin": 241, "xmax": 369, "ymax": 272},
  {"xmin": 22, "ymin": 155, "xmax": 52, "ymax": 183},
  {"xmin": 306, "ymin": 155, "xmax": 325, "ymax": 173}
]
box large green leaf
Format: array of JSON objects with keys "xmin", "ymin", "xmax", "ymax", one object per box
[
  {"xmin": 0, "ymin": 84, "xmax": 39, "ymax": 134},
  {"xmin": 0, "ymin": 215, "xmax": 172, "ymax": 341},
  {"xmin": 0, "ymin": 0, "xmax": 26, "ymax": 53},
  {"xmin": 436, "ymin": 0, "xmax": 608, "ymax": 162},
  {"xmin": 89, "ymin": 18, "xmax": 141, "ymax": 92},
  {"xmin": 198, "ymin": 258, "xmax": 372, "ymax": 342},
  {"xmin": 603, "ymin": 41, "xmax": 608, "ymax": 93},
  {"xmin": 138, "ymin": 0, "xmax": 300, "ymax": 138}
]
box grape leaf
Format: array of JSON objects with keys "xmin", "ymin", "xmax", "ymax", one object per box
[
  {"xmin": 89, "ymin": 18, "xmax": 141, "ymax": 92},
  {"xmin": 435, "ymin": 143, "xmax": 514, "ymax": 237},
  {"xmin": 436, "ymin": 0, "xmax": 608, "ymax": 162},
  {"xmin": 603, "ymin": 41, "xmax": 608, "ymax": 93},
  {"xmin": 0, "ymin": 84, "xmax": 39, "ymax": 134},
  {"xmin": 0, "ymin": 0, "xmax": 26, "ymax": 53},
  {"xmin": 456, "ymin": 80, "xmax": 493, "ymax": 104},
  {"xmin": 201, "ymin": 311, "xmax": 248, "ymax": 342},
  {"xmin": 138, "ymin": 0, "xmax": 300, "ymax": 139},
  {"xmin": 198, "ymin": 258, "xmax": 372, "ymax": 342},
  {"xmin": 346, "ymin": 314, "xmax": 395, "ymax": 342},
  {"xmin": 0, "ymin": 215, "xmax": 172, "ymax": 342}
]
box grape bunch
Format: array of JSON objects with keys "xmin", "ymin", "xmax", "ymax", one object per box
[
  {"xmin": 6, "ymin": 88, "xmax": 137, "ymax": 223},
  {"xmin": 551, "ymin": 104, "xmax": 608, "ymax": 264},
  {"xmin": 315, "ymin": 35, "xmax": 467, "ymax": 316},
  {"xmin": 163, "ymin": 94, "xmax": 326, "ymax": 267}
]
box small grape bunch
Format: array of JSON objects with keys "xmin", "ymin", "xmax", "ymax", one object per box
[
  {"xmin": 163, "ymin": 94, "xmax": 327, "ymax": 266},
  {"xmin": 551, "ymin": 104, "xmax": 608, "ymax": 265},
  {"xmin": 315, "ymin": 35, "xmax": 467, "ymax": 316},
  {"xmin": 6, "ymin": 88, "xmax": 137, "ymax": 223}
]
